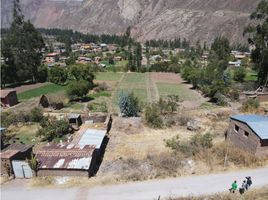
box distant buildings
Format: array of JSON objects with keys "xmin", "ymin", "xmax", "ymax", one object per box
[
  {"xmin": 45, "ymin": 53, "xmax": 60, "ymax": 63},
  {"xmin": 227, "ymin": 115, "xmax": 268, "ymax": 157}
]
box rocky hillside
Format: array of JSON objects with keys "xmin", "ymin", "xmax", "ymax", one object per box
[{"xmin": 1, "ymin": 0, "xmax": 261, "ymax": 43}]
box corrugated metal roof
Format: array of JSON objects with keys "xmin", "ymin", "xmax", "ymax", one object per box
[
  {"xmin": 68, "ymin": 113, "xmax": 81, "ymax": 119},
  {"xmin": 78, "ymin": 129, "xmax": 106, "ymax": 149},
  {"xmin": 0, "ymin": 144, "xmax": 32, "ymax": 159},
  {"xmin": 231, "ymin": 115, "xmax": 268, "ymax": 139},
  {"xmin": 37, "ymin": 145, "xmax": 94, "ymax": 170}
]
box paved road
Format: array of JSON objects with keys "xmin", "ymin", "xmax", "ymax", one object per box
[{"xmin": 2, "ymin": 167, "xmax": 268, "ymax": 200}]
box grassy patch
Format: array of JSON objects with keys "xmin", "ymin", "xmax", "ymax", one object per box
[
  {"xmin": 7, "ymin": 124, "xmax": 40, "ymax": 144},
  {"xmin": 95, "ymin": 72, "xmax": 123, "ymax": 81},
  {"xmin": 89, "ymin": 91, "xmax": 111, "ymax": 99},
  {"xmin": 245, "ymin": 70, "xmax": 258, "ymax": 82},
  {"xmin": 156, "ymin": 83, "xmax": 199, "ymax": 101},
  {"xmin": 67, "ymin": 102, "xmax": 85, "ymax": 110},
  {"xmin": 18, "ymin": 83, "xmax": 66, "ymax": 100},
  {"xmin": 117, "ymin": 73, "xmax": 148, "ymax": 102}
]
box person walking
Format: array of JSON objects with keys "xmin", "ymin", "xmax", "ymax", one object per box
[
  {"xmin": 245, "ymin": 176, "xmax": 252, "ymax": 190},
  {"xmin": 229, "ymin": 180, "xmax": 238, "ymax": 193},
  {"xmin": 239, "ymin": 180, "xmax": 247, "ymax": 194}
]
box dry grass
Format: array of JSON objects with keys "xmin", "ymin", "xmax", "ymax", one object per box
[{"xmin": 169, "ymin": 186, "xmax": 268, "ymax": 200}]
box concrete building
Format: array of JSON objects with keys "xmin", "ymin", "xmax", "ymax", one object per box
[
  {"xmin": 0, "ymin": 89, "xmax": 18, "ymax": 107},
  {"xmin": 226, "ymin": 115, "xmax": 268, "ymax": 157}
]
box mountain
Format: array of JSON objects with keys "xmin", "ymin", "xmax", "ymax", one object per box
[{"xmin": 1, "ymin": 0, "xmax": 261, "ymax": 44}]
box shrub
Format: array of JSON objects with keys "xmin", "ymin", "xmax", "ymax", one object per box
[
  {"xmin": 241, "ymin": 99, "xmax": 260, "ymax": 112},
  {"xmin": 166, "ymin": 133, "xmax": 213, "ymax": 157},
  {"xmin": 145, "ymin": 104, "xmax": 163, "ymax": 128},
  {"xmin": 118, "ymin": 91, "xmax": 139, "ymax": 117},
  {"xmin": 87, "ymin": 102, "xmax": 108, "ymax": 113},
  {"xmin": 214, "ymin": 92, "xmax": 228, "ymax": 106},
  {"xmin": 228, "ymin": 88, "xmax": 240, "ymax": 101},
  {"xmin": 37, "ymin": 65, "xmax": 48, "ymax": 83},
  {"xmin": 95, "ymin": 82, "xmax": 108, "ymax": 92},
  {"xmin": 233, "ymin": 67, "xmax": 246, "ymax": 82},
  {"xmin": 66, "ymin": 80, "xmax": 90, "ymax": 101},
  {"xmin": 48, "ymin": 66, "xmax": 67, "ymax": 85},
  {"xmin": 37, "ymin": 117, "xmax": 70, "ymax": 142},
  {"xmin": 29, "ymin": 107, "xmax": 43, "ymax": 122}
]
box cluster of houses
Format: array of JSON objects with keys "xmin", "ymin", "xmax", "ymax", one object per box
[
  {"xmin": 43, "ymin": 42, "xmax": 120, "ymax": 68},
  {"xmin": 0, "ymin": 112, "xmax": 112, "ymax": 179}
]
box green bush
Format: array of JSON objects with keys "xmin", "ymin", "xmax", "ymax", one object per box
[
  {"xmin": 87, "ymin": 102, "xmax": 108, "ymax": 113},
  {"xmin": 37, "ymin": 65, "xmax": 48, "ymax": 83},
  {"xmin": 145, "ymin": 104, "xmax": 163, "ymax": 128},
  {"xmin": 37, "ymin": 117, "xmax": 70, "ymax": 142},
  {"xmin": 166, "ymin": 133, "xmax": 213, "ymax": 157},
  {"xmin": 118, "ymin": 91, "xmax": 139, "ymax": 117},
  {"xmin": 66, "ymin": 80, "xmax": 90, "ymax": 101},
  {"xmin": 241, "ymin": 99, "xmax": 260, "ymax": 112},
  {"xmin": 29, "ymin": 107, "xmax": 44, "ymax": 122},
  {"xmin": 48, "ymin": 66, "xmax": 67, "ymax": 85},
  {"xmin": 233, "ymin": 67, "xmax": 246, "ymax": 82}
]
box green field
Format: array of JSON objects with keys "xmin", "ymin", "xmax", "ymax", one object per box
[
  {"xmin": 116, "ymin": 73, "xmax": 148, "ymax": 102},
  {"xmin": 18, "ymin": 83, "xmax": 66, "ymax": 100},
  {"xmin": 156, "ymin": 82, "xmax": 199, "ymax": 101},
  {"xmin": 95, "ymin": 72, "xmax": 124, "ymax": 81}
]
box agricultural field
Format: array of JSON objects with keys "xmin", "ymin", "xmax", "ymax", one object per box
[
  {"xmin": 116, "ymin": 73, "xmax": 148, "ymax": 102},
  {"xmin": 95, "ymin": 72, "xmax": 124, "ymax": 82},
  {"xmin": 17, "ymin": 83, "xmax": 66, "ymax": 101}
]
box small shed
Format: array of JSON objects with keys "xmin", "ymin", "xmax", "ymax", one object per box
[
  {"xmin": 0, "ymin": 144, "xmax": 33, "ymax": 177},
  {"xmin": 0, "ymin": 89, "xmax": 18, "ymax": 107},
  {"xmin": 226, "ymin": 115, "xmax": 268, "ymax": 157},
  {"xmin": 68, "ymin": 113, "xmax": 82, "ymax": 129}
]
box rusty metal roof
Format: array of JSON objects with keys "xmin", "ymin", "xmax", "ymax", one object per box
[
  {"xmin": 0, "ymin": 89, "xmax": 16, "ymax": 98},
  {"xmin": 0, "ymin": 143, "xmax": 33, "ymax": 159},
  {"xmin": 36, "ymin": 145, "xmax": 95, "ymax": 170}
]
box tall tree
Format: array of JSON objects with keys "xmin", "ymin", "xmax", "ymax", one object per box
[
  {"xmin": 1, "ymin": 0, "xmax": 45, "ymax": 84},
  {"xmin": 211, "ymin": 36, "xmax": 231, "ymax": 61},
  {"xmin": 244, "ymin": 0, "xmax": 268, "ymax": 84}
]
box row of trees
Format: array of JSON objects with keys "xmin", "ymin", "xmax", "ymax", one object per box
[
  {"xmin": 145, "ymin": 38, "xmax": 191, "ymax": 49},
  {"xmin": 38, "ymin": 28, "xmax": 133, "ymax": 48}
]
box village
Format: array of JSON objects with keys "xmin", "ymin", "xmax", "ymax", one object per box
[
  {"xmin": 1, "ymin": 36, "xmax": 268, "ymax": 182},
  {"xmin": 1, "ymin": 0, "xmax": 268, "ymax": 199}
]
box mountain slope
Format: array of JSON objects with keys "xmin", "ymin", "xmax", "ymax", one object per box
[{"xmin": 1, "ymin": 0, "xmax": 261, "ymax": 43}]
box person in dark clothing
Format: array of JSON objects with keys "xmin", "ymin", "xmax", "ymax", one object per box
[{"xmin": 245, "ymin": 176, "xmax": 252, "ymax": 190}]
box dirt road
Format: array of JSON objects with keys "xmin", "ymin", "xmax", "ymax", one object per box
[{"xmin": 2, "ymin": 167, "xmax": 268, "ymax": 200}]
